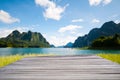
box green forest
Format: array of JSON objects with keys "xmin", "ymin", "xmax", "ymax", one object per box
[{"xmin": 90, "ymin": 34, "xmax": 120, "ymax": 49}]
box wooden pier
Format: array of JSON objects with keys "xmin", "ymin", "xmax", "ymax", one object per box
[{"xmin": 0, "ymin": 55, "xmax": 120, "ymax": 80}]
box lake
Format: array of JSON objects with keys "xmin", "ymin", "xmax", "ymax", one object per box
[{"xmin": 0, "ymin": 48, "xmax": 120, "ymax": 56}]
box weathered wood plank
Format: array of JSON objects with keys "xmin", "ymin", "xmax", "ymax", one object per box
[{"xmin": 0, "ymin": 55, "xmax": 120, "ymax": 80}]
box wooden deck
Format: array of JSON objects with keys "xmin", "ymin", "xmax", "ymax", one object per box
[{"xmin": 0, "ymin": 55, "xmax": 120, "ymax": 80}]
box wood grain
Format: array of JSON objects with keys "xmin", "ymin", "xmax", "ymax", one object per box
[{"xmin": 0, "ymin": 55, "xmax": 120, "ymax": 80}]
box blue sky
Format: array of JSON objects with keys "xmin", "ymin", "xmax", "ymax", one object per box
[{"xmin": 0, "ymin": 0, "xmax": 120, "ymax": 46}]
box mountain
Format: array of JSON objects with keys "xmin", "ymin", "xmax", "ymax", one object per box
[
  {"xmin": 73, "ymin": 21, "xmax": 120, "ymax": 48},
  {"xmin": 0, "ymin": 30, "xmax": 50, "ymax": 47},
  {"xmin": 50, "ymin": 44, "xmax": 55, "ymax": 48},
  {"xmin": 64, "ymin": 42, "xmax": 73, "ymax": 48}
]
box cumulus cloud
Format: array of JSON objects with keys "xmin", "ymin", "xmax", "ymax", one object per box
[
  {"xmin": 43, "ymin": 24, "xmax": 84, "ymax": 46},
  {"xmin": 89, "ymin": 0, "xmax": 112, "ymax": 6},
  {"xmin": 92, "ymin": 19, "xmax": 100, "ymax": 23},
  {"xmin": 43, "ymin": 24, "xmax": 83, "ymax": 46},
  {"xmin": 0, "ymin": 10, "xmax": 20, "ymax": 24},
  {"xmin": 89, "ymin": 0, "xmax": 102, "ymax": 6},
  {"xmin": 58, "ymin": 25, "xmax": 82, "ymax": 33},
  {"xmin": 72, "ymin": 19, "xmax": 84, "ymax": 22},
  {"xmin": 35, "ymin": 0, "xmax": 68, "ymax": 20}
]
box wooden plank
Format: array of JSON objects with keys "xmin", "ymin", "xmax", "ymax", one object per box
[{"xmin": 0, "ymin": 55, "xmax": 120, "ymax": 80}]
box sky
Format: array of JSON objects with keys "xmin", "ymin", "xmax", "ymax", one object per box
[{"xmin": 0, "ymin": 0, "xmax": 120, "ymax": 46}]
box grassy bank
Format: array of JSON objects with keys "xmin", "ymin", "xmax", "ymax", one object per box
[
  {"xmin": 98, "ymin": 54, "xmax": 120, "ymax": 64},
  {"xmin": 0, "ymin": 54, "xmax": 55, "ymax": 68},
  {"xmin": 0, "ymin": 54, "xmax": 24, "ymax": 68}
]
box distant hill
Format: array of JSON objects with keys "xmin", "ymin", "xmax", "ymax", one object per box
[
  {"xmin": 73, "ymin": 21, "xmax": 120, "ymax": 48},
  {"xmin": 50, "ymin": 44, "xmax": 55, "ymax": 48},
  {"xmin": 0, "ymin": 30, "xmax": 50, "ymax": 47},
  {"xmin": 64, "ymin": 42, "xmax": 73, "ymax": 48}
]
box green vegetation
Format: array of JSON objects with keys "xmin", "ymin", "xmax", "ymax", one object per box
[
  {"xmin": 98, "ymin": 54, "xmax": 120, "ymax": 64},
  {"xmin": 0, "ymin": 30, "xmax": 50, "ymax": 48},
  {"xmin": 90, "ymin": 34, "xmax": 120, "ymax": 49},
  {"xmin": 73, "ymin": 21, "xmax": 120, "ymax": 48},
  {"xmin": 0, "ymin": 54, "xmax": 24, "ymax": 68},
  {"xmin": 0, "ymin": 54, "xmax": 55, "ymax": 68},
  {"xmin": 0, "ymin": 39, "xmax": 50, "ymax": 48},
  {"xmin": 79, "ymin": 47, "xmax": 89, "ymax": 50}
]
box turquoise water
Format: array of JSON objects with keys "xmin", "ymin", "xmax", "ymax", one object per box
[{"xmin": 0, "ymin": 48, "xmax": 120, "ymax": 56}]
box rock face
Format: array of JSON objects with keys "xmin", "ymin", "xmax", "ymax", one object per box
[
  {"xmin": 0, "ymin": 30, "xmax": 50, "ymax": 47},
  {"xmin": 73, "ymin": 21, "xmax": 120, "ymax": 48}
]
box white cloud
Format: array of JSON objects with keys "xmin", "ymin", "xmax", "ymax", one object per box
[
  {"xmin": 0, "ymin": 10, "xmax": 20, "ymax": 24},
  {"xmin": 43, "ymin": 25, "xmax": 84, "ymax": 46},
  {"xmin": 49, "ymin": 25, "xmax": 83, "ymax": 46},
  {"xmin": 92, "ymin": 19, "xmax": 100, "ymax": 23},
  {"xmin": 42, "ymin": 24, "xmax": 84, "ymax": 46},
  {"xmin": 102, "ymin": 0, "xmax": 112, "ymax": 5},
  {"xmin": 46, "ymin": 35, "xmax": 77, "ymax": 46},
  {"xmin": 35, "ymin": 0, "xmax": 68, "ymax": 20},
  {"xmin": 45, "ymin": 31, "xmax": 84, "ymax": 46},
  {"xmin": 115, "ymin": 20, "xmax": 120, "ymax": 24},
  {"xmin": 89, "ymin": 0, "xmax": 112, "ymax": 6},
  {"xmin": 89, "ymin": 0, "xmax": 102, "ymax": 6},
  {"xmin": 0, "ymin": 27, "xmax": 29, "ymax": 38},
  {"xmin": 58, "ymin": 25, "xmax": 82, "ymax": 33},
  {"xmin": 72, "ymin": 19, "xmax": 84, "ymax": 22}
]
